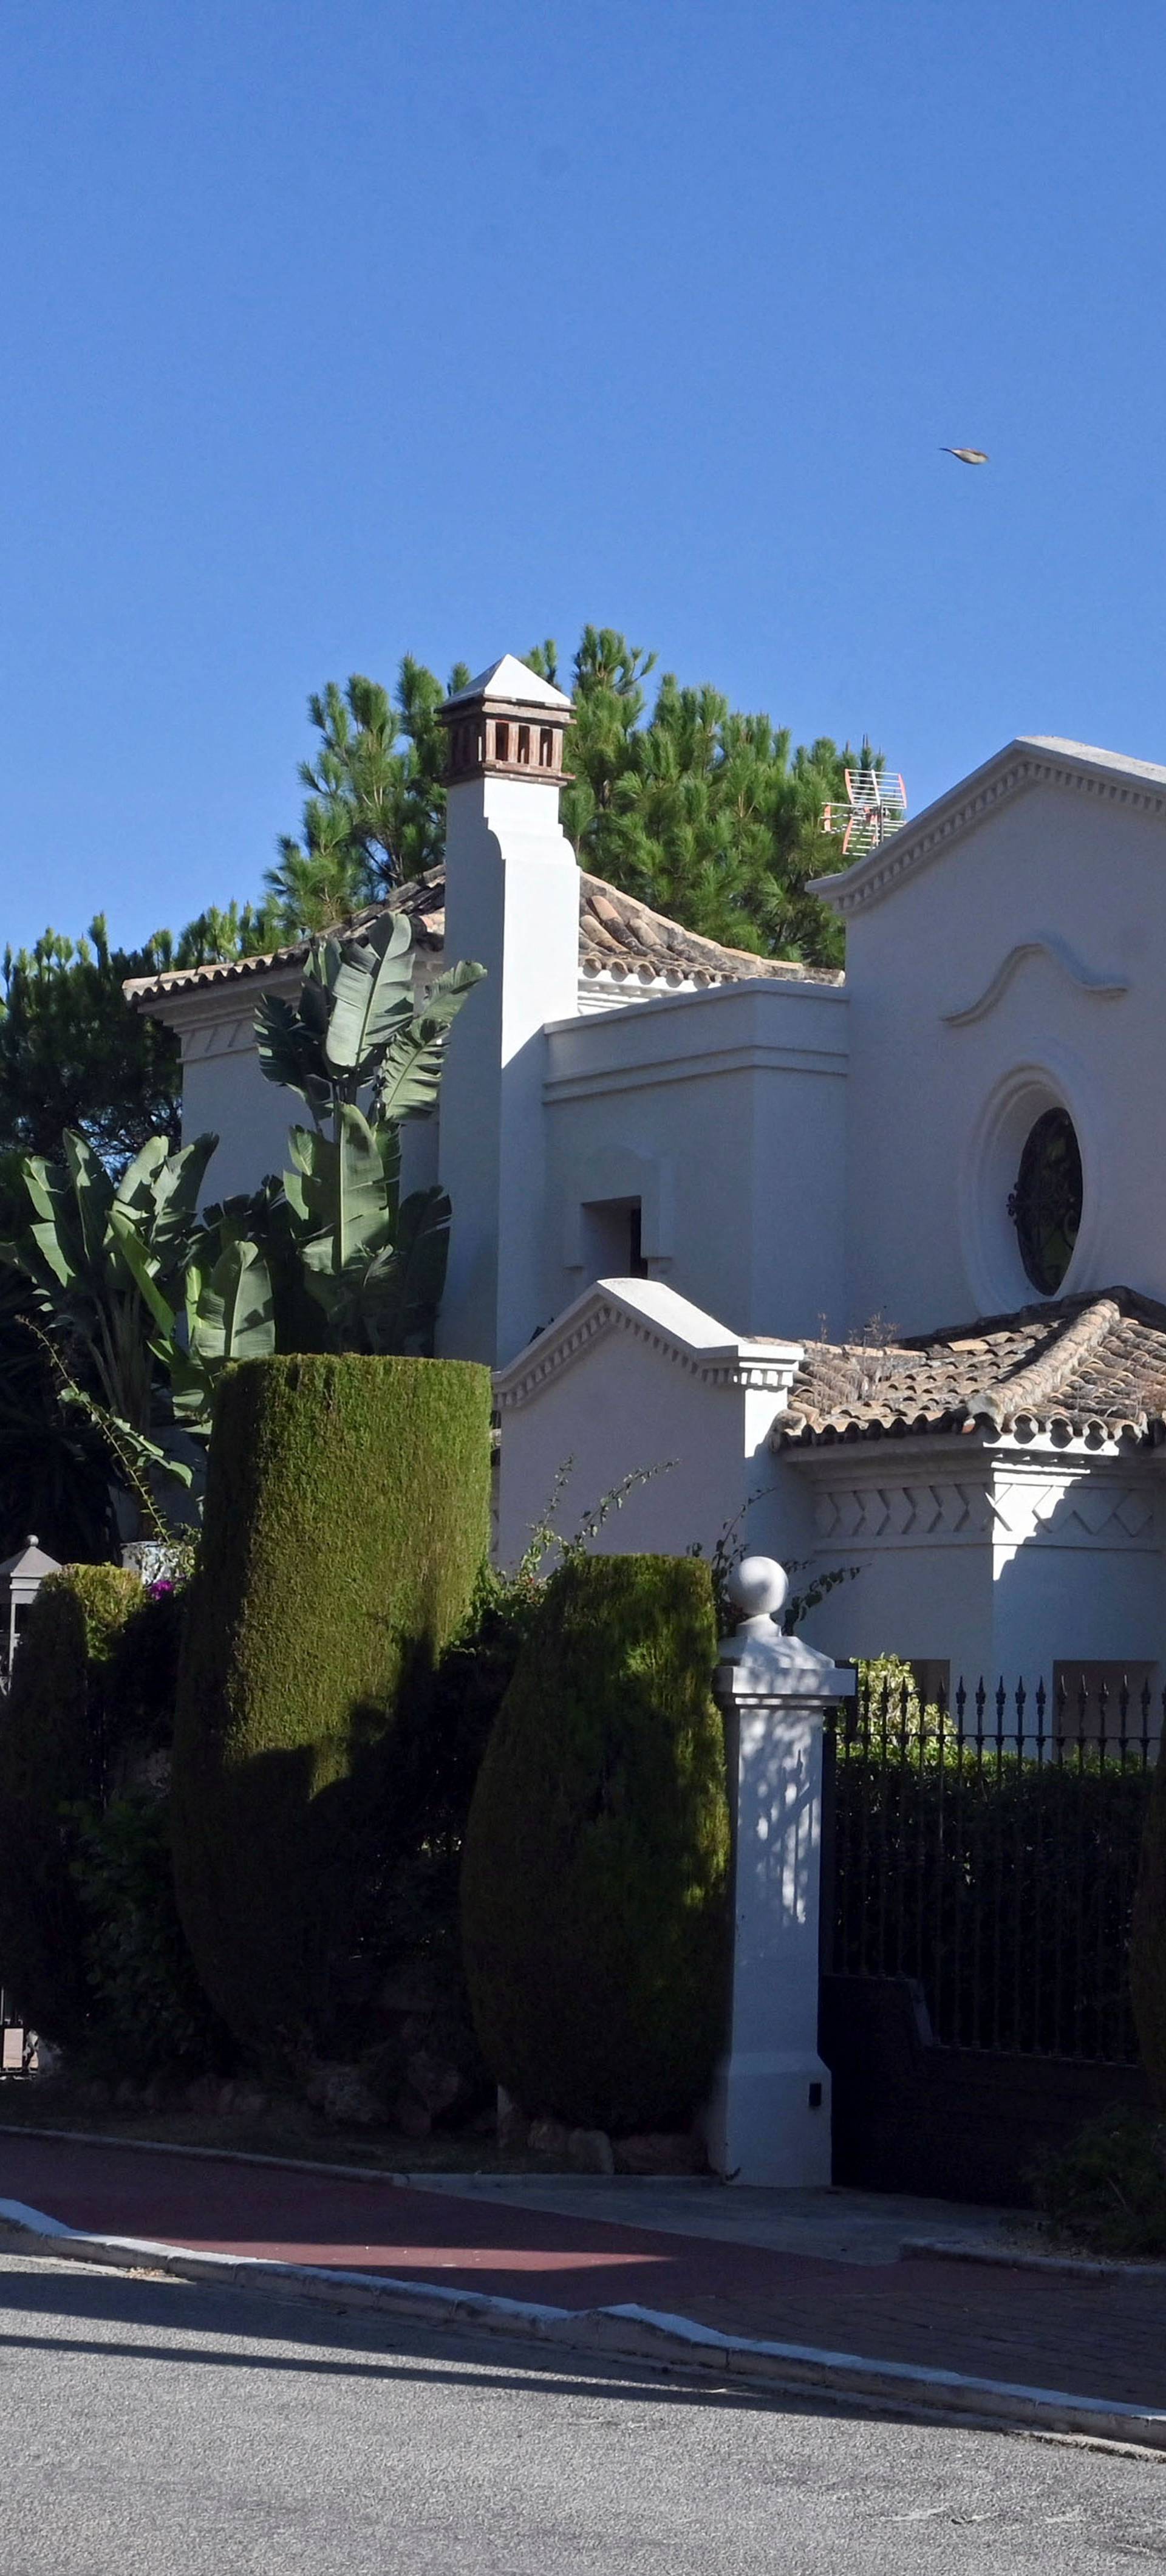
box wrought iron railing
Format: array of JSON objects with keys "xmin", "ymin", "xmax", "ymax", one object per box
[{"xmin": 823, "ymin": 1669, "xmax": 1159, "ymax": 2065}]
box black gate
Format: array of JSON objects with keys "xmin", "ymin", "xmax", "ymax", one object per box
[{"xmin": 819, "ymin": 1667, "xmax": 1159, "ymax": 2201}]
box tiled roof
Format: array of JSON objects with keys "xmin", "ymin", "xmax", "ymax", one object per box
[
  {"xmin": 123, "ymin": 867, "xmax": 842, "ymax": 1007},
  {"xmin": 777, "ymin": 1288, "xmax": 1166, "ymax": 1449}
]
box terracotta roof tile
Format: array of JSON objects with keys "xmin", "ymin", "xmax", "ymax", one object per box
[
  {"xmin": 124, "ymin": 867, "xmax": 844, "ymax": 1008},
  {"xmin": 778, "ymin": 1287, "xmax": 1166, "ymax": 1449}
]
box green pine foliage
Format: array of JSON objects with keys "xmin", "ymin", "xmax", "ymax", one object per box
[
  {"xmin": 460, "ymin": 1554, "xmax": 730, "ymax": 2134},
  {"xmin": 261, "ymin": 630, "xmax": 876, "ymax": 965},
  {"xmin": 1131, "ymin": 1765, "xmax": 1166, "ymax": 2103},
  {"xmin": 0, "ymin": 1563, "xmax": 143, "ymax": 2040},
  {"xmin": 170, "ymin": 1351, "xmax": 492, "ymax": 2052},
  {"xmin": 0, "ymin": 906, "xmax": 284, "ymax": 1171}
]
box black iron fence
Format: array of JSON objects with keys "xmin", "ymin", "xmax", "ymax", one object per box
[{"xmin": 823, "ymin": 1667, "xmax": 1160, "ymax": 2065}]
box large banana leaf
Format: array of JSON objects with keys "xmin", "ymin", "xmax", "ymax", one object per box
[
  {"xmin": 373, "ymin": 959, "xmax": 486, "ymax": 1122},
  {"xmin": 62, "ymin": 1132, "xmax": 117, "ymax": 1267},
  {"xmin": 190, "ymin": 1238, "xmax": 275, "ymax": 1372},
  {"xmin": 356, "ymin": 1186, "xmax": 451, "ymax": 1355},
  {"xmin": 255, "ymin": 991, "xmax": 335, "ymax": 1121},
  {"xmin": 167, "ymin": 1239, "xmax": 276, "ymax": 1423},
  {"xmin": 115, "ymin": 1131, "xmax": 218, "ymax": 1279},
  {"xmin": 107, "ymin": 1203, "xmax": 180, "ymax": 1341},
  {"xmin": 322, "ymin": 911, "xmax": 414, "ymax": 1078},
  {"xmin": 282, "ymin": 1106, "xmax": 398, "ymax": 1290}
]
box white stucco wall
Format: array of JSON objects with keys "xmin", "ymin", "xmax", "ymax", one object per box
[
  {"xmin": 172, "ymin": 979, "xmax": 439, "ymax": 1208},
  {"xmin": 542, "ymin": 979, "xmax": 849, "ymax": 1342},
  {"xmin": 839, "ymin": 762, "xmax": 1166, "ymax": 1335},
  {"xmin": 494, "ymin": 1280, "xmax": 811, "ymax": 1573}
]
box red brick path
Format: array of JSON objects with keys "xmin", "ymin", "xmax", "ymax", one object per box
[{"xmin": 1, "ymin": 2133, "xmax": 1164, "ymax": 2410}]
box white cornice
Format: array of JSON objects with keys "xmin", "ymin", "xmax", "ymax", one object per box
[
  {"xmin": 494, "ymin": 1278, "xmax": 804, "ymax": 1412},
  {"xmin": 811, "ymin": 737, "xmax": 1166, "ymax": 920}
]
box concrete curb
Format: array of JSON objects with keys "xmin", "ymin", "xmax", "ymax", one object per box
[
  {"xmin": 901, "ymin": 2234, "xmax": 1166, "ymax": 2285},
  {"xmin": 2, "ymin": 2199, "xmax": 1164, "ymax": 2454}
]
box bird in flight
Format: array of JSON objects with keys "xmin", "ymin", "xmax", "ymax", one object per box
[{"xmin": 941, "ymin": 446, "xmax": 989, "ymax": 464}]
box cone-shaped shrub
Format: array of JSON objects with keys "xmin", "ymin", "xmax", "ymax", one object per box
[
  {"xmin": 1131, "ymin": 1763, "xmax": 1166, "ymax": 2103},
  {"xmin": 0, "ymin": 1563, "xmax": 143, "ymax": 2041},
  {"xmin": 171, "ymin": 1352, "xmax": 491, "ymax": 2051},
  {"xmin": 460, "ymin": 1553, "xmax": 729, "ymax": 2133}
]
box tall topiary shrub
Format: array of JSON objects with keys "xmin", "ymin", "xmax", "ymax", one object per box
[
  {"xmin": 171, "ymin": 1351, "xmax": 491, "ymax": 2052},
  {"xmin": 0, "ymin": 1563, "xmax": 143, "ymax": 2041},
  {"xmin": 1131, "ymin": 1764, "xmax": 1166, "ymax": 2103},
  {"xmin": 460, "ymin": 1553, "xmax": 730, "ymax": 2134}
]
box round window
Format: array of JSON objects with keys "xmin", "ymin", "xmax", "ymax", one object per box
[{"xmin": 1009, "ymin": 1107, "xmax": 1082, "ymax": 1295}]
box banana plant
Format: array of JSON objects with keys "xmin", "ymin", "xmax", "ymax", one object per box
[
  {"xmin": 281, "ymin": 1107, "xmax": 451, "ymax": 1355},
  {"xmin": 254, "ymin": 909, "xmax": 485, "ymax": 1138},
  {"xmin": 250, "ymin": 909, "xmax": 483, "ymax": 1353},
  {"xmin": 0, "ymin": 1128, "xmax": 274, "ymax": 1531}
]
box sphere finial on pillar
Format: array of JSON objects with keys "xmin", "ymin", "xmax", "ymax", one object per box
[{"xmin": 727, "ymin": 1555, "xmax": 789, "ymax": 1625}]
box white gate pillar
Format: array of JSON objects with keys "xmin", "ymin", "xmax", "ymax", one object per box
[{"xmin": 704, "ymin": 1556, "xmax": 854, "ymax": 2188}]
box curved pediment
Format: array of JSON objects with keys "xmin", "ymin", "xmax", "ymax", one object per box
[{"xmin": 943, "ymin": 936, "xmax": 1129, "ymax": 1029}]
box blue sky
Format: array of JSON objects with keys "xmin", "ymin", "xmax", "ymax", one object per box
[{"xmin": 2, "ymin": 0, "xmax": 1164, "ymax": 957}]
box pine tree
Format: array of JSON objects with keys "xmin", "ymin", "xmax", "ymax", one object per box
[
  {"xmin": 263, "ymin": 628, "xmax": 879, "ymax": 968},
  {"xmin": 264, "ymin": 663, "xmax": 472, "ymax": 931}
]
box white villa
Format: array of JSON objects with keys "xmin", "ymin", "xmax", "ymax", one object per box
[{"xmin": 128, "ymin": 658, "xmax": 1166, "ymax": 1708}]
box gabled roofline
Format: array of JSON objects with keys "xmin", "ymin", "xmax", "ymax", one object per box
[
  {"xmin": 810, "ymin": 736, "xmax": 1166, "ymax": 920},
  {"xmin": 493, "ymin": 1277, "xmax": 804, "ymax": 1411}
]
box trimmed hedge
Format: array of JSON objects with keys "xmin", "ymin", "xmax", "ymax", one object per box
[
  {"xmin": 1131, "ymin": 1760, "xmax": 1166, "ymax": 2103},
  {"xmin": 0, "ymin": 1563, "xmax": 143, "ymax": 2041},
  {"xmin": 460, "ymin": 1553, "xmax": 730, "ymax": 2133},
  {"xmin": 171, "ymin": 1351, "xmax": 492, "ymax": 2051}
]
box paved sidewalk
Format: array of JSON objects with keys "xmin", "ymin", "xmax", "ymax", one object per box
[{"xmin": 0, "ymin": 2130, "xmax": 1164, "ymax": 2414}]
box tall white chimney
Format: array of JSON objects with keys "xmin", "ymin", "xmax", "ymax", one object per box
[{"xmin": 435, "ymin": 655, "xmax": 578, "ymax": 1366}]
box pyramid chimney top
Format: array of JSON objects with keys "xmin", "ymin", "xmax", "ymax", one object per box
[{"xmin": 440, "ymin": 654, "xmax": 573, "ymax": 787}]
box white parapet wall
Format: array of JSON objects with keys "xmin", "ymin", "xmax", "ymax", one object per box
[{"xmin": 494, "ymin": 1276, "xmax": 811, "ymax": 1570}]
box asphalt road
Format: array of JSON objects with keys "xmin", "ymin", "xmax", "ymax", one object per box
[{"xmin": 1, "ymin": 2250, "xmax": 1164, "ymax": 2574}]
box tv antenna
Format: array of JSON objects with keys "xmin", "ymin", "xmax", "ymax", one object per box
[{"xmin": 820, "ymin": 767, "xmax": 908, "ymax": 856}]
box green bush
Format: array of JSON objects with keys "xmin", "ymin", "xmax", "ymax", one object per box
[
  {"xmin": 67, "ymin": 1795, "xmax": 231, "ymax": 2074},
  {"xmin": 0, "ymin": 1563, "xmax": 143, "ymax": 2041},
  {"xmin": 460, "ymin": 1553, "xmax": 730, "ymax": 2134},
  {"xmin": 339, "ymin": 1562, "xmax": 545, "ymax": 2037},
  {"xmin": 104, "ymin": 1583, "xmax": 188, "ymax": 1781},
  {"xmin": 1131, "ymin": 1755, "xmax": 1166, "ymax": 2105},
  {"xmin": 1031, "ymin": 2107, "xmax": 1166, "ymax": 2257},
  {"xmin": 171, "ymin": 1351, "xmax": 492, "ymax": 2052}
]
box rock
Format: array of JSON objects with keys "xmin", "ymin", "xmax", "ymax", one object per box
[
  {"xmin": 393, "ymin": 2087, "xmax": 433, "ymax": 2139},
  {"xmin": 566, "ymin": 2127, "xmax": 615, "ymax": 2175},
  {"xmin": 612, "ymin": 2131, "xmax": 709, "ymax": 2176},
  {"xmin": 231, "ymin": 2085, "xmax": 268, "ymax": 2119},
  {"xmin": 404, "ymin": 2049, "xmax": 463, "ymax": 2120},
  {"xmin": 304, "ymin": 2060, "xmax": 381, "ymax": 2128},
  {"xmin": 527, "ymin": 2116, "xmax": 571, "ymax": 2160},
  {"xmin": 496, "ymin": 2086, "xmax": 528, "ymax": 2151}
]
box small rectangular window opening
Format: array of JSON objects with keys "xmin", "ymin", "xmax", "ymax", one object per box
[
  {"xmin": 580, "ymin": 1196, "xmax": 649, "ymax": 1284},
  {"xmin": 517, "ymin": 725, "xmax": 531, "ymax": 764},
  {"xmin": 494, "ymin": 723, "xmax": 510, "ymax": 763},
  {"xmin": 539, "ymin": 726, "xmax": 554, "ymax": 768}
]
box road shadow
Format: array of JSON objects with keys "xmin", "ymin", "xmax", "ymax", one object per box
[{"xmin": 0, "ymin": 2250, "xmax": 984, "ymax": 2437}]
